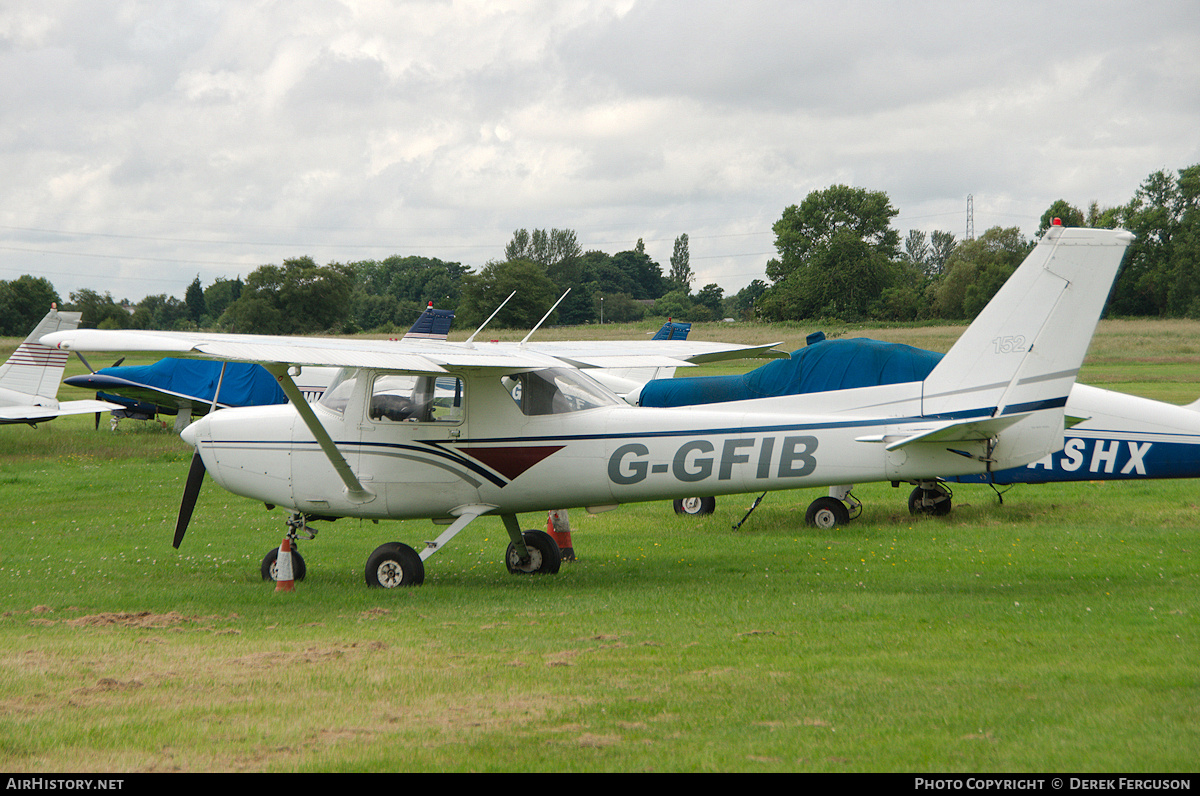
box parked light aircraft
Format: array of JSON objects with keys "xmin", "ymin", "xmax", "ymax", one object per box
[
  {"xmin": 0, "ymin": 306, "xmax": 118, "ymax": 425},
  {"xmin": 61, "ymin": 304, "xmax": 455, "ymax": 431},
  {"xmin": 641, "ymin": 332, "xmax": 1200, "ymax": 524},
  {"xmin": 43, "ymin": 226, "xmax": 1133, "ymax": 587}
]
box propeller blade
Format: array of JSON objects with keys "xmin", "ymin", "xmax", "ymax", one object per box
[
  {"xmin": 73, "ymin": 351, "xmax": 97, "ymax": 374},
  {"xmin": 94, "ymin": 411, "xmax": 100, "ymax": 430},
  {"xmin": 174, "ymin": 451, "xmax": 207, "ymax": 549}
]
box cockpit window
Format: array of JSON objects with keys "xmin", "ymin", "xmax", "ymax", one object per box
[
  {"xmin": 502, "ymin": 368, "xmax": 620, "ymax": 416},
  {"xmin": 369, "ymin": 374, "xmax": 464, "ymax": 423}
]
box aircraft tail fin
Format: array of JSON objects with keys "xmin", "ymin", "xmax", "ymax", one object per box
[
  {"xmin": 651, "ymin": 319, "xmax": 692, "ymax": 340},
  {"xmin": 0, "ymin": 306, "xmax": 82, "ymax": 400},
  {"xmin": 402, "ymin": 303, "xmax": 455, "ymax": 341},
  {"xmin": 919, "ymin": 225, "xmax": 1132, "ymax": 467},
  {"xmin": 921, "ymin": 226, "xmax": 1132, "ymax": 418}
]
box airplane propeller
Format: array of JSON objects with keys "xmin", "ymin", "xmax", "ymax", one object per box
[{"xmin": 174, "ymin": 451, "xmax": 206, "ymax": 548}]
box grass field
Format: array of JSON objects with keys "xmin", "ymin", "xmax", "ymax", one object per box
[{"xmin": 1, "ymin": 320, "xmax": 1198, "ymax": 772}]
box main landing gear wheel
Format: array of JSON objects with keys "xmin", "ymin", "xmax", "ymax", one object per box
[
  {"xmin": 908, "ymin": 486, "xmax": 952, "ymax": 516},
  {"xmin": 805, "ymin": 496, "xmax": 850, "ymax": 529},
  {"xmin": 365, "ymin": 542, "xmax": 425, "ymax": 587},
  {"xmin": 506, "ymin": 530, "xmax": 561, "ymax": 575},
  {"xmin": 673, "ymin": 496, "xmax": 716, "ymax": 516},
  {"xmin": 261, "ymin": 547, "xmax": 307, "ymax": 581}
]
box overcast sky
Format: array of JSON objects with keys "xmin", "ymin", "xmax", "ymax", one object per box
[{"xmin": 2, "ymin": 0, "xmax": 1198, "ymax": 307}]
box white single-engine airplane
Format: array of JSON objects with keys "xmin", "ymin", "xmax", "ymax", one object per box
[
  {"xmin": 43, "ymin": 226, "xmax": 1133, "ymax": 587},
  {"xmin": 1, "ymin": 306, "xmax": 119, "ymax": 425}
]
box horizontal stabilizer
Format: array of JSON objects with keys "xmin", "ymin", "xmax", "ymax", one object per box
[
  {"xmin": 856, "ymin": 413, "xmax": 1031, "ymax": 451},
  {"xmin": 0, "ymin": 399, "xmax": 120, "ymax": 422}
]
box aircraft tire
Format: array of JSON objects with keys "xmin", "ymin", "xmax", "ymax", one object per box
[
  {"xmin": 908, "ymin": 487, "xmax": 952, "ymax": 516},
  {"xmin": 261, "ymin": 547, "xmax": 307, "ymax": 582},
  {"xmin": 673, "ymin": 497, "xmax": 716, "ymax": 516},
  {"xmin": 505, "ymin": 530, "xmax": 561, "ymax": 575},
  {"xmin": 804, "ymin": 497, "xmax": 850, "ymax": 529},
  {"xmin": 365, "ymin": 542, "xmax": 425, "ymax": 588}
]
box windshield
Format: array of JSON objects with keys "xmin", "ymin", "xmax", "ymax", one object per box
[
  {"xmin": 502, "ymin": 368, "xmax": 621, "ymax": 416},
  {"xmin": 318, "ymin": 369, "xmax": 357, "ymax": 414}
]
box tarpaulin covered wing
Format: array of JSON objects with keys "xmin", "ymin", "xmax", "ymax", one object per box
[
  {"xmin": 637, "ymin": 338, "xmax": 944, "ymax": 407},
  {"xmin": 94, "ymin": 358, "xmax": 287, "ymax": 408}
]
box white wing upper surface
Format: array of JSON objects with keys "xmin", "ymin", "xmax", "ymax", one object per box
[{"xmin": 41, "ymin": 329, "xmax": 785, "ymax": 374}]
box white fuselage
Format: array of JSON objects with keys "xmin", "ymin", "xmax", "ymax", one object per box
[{"xmin": 183, "ymin": 365, "xmax": 1044, "ymax": 521}]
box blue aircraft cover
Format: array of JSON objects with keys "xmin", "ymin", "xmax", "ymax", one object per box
[
  {"xmin": 637, "ymin": 337, "xmax": 944, "ymax": 407},
  {"xmin": 93, "ymin": 358, "xmax": 287, "ymax": 408}
]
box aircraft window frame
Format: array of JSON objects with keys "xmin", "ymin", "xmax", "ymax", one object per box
[
  {"xmin": 317, "ymin": 370, "xmax": 358, "ymax": 415},
  {"xmin": 502, "ymin": 368, "xmax": 621, "ymax": 416},
  {"xmin": 368, "ymin": 373, "xmax": 465, "ymax": 425}
]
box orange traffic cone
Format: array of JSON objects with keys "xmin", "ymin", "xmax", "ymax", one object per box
[
  {"xmin": 275, "ymin": 537, "xmax": 295, "ymax": 592},
  {"xmin": 547, "ymin": 510, "xmax": 575, "ymax": 561}
]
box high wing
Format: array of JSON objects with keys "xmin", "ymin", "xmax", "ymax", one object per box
[
  {"xmin": 59, "ymin": 303, "xmax": 459, "ymax": 428},
  {"xmin": 42, "ymin": 329, "xmax": 786, "ymax": 374}
]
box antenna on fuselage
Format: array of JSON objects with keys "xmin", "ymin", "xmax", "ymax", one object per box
[
  {"xmin": 520, "ymin": 289, "xmax": 571, "ymax": 346},
  {"xmin": 465, "ymin": 291, "xmax": 516, "ymax": 345}
]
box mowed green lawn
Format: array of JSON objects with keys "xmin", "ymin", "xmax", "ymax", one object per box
[{"xmin": 0, "ymin": 320, "xmax": 1197, "ymax": 772}]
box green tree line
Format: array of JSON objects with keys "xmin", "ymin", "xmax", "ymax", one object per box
[{"xmin": 1, "ymin": 163, "xmax": 1194, "ymax": 335}]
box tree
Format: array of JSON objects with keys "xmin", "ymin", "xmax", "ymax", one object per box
[
  {"xmin": 131, "ymin": 294, "xmax": 188, "ymax": 330},
  {"xmin": 760, "ymin": 185, "xmax": 902, "ymax": 321},
  {"xmin": 184, "ymin": 276, "xmax": 206, "ymax": 324},
  {"xmin": 668, "ymin": 234, "xmax": 693, "ymax": 294},
  {"xmin": 1107, "ymin": 165, "xmax": 1200, "ymax": 317},
  {"xmin": 927, "ymin": 231, "xmax": 958, "ymax": 278},
  {"xmin": 504, "ymin": 228, "xmax": 582, "ymax": 290},
  {"xmin": 930, "ymin": 227, "xmax": 1033, "ymax": 319},
  {"xmin": 608, "ymin": 249, "xmax": 665, "ymax": 300},
  {"xmin": 731, "ymin": 279, "xmax": 768, "ymax": 319},
  {"xmin": 203, "ymin": 277, "xmax": 243, "ymax": 321},
  {"xmin": 695, "ymin": 283, "xmax": 724, "ymax": 314},
  {"xmin": 456, "ymin": 259, "xmax": 558, "ymax": 329},
  {"xmin": 66, "ymin": 288, "xmax": 128, "ymax": 329},
  {"xmin": 222, "ymin": 257, "xmax": 354, "ymax": 334},
  {"xmin": 1037, "ymin": 200, "xmax": 1086, "ymax": 237},
  {"xmin": 902, "ymin": 230, "xmax": 931, "ymax": 272},
  {"xmin": 0, "ymin": 275, "xmax": 60, "ymax": 335},
  {"xmin": 765, "ymin": 185, "xmax": 900, "ymax": 284}
]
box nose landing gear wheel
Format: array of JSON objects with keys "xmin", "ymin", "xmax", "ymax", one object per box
[
  {"xmin": 261, "ymin": 547, "xmax": 307, "ymax": 581},
  {"xmin": 365, "ymin": 542, "xmax": 425, "ymax": 587}
]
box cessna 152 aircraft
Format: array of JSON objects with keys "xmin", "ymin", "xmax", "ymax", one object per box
[
  {"xmin": 0, "ymin": 306, "xmax": 118, "ymax": 425},
  {"xmin": 43, "ymin": 226, "xmax": 1133, "ymax": 587}
]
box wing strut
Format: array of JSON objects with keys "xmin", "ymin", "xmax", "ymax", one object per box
[{"xmin": 264, "ymin": 364, "xmax": 375, "ymax": 505}]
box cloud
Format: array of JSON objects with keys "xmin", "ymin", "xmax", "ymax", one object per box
[{"xmin": 1, "ymin": 0, "xmax": 1197, "ymax": 302}]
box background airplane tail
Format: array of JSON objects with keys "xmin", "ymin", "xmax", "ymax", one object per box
[
  {"xmin": 651, "ymin": 319, "xmax": 692, "ymax": 340},
  {"xmin": 919, "ymin": 225, "xmax": 1133, "ymax": 467},
  {"xmin": 0, "ymin": 306, "xmax": 82, "ymax": 399},
  {"xmin": 402, "ymin": 304, "xmax": 455, "ymax": 341}
]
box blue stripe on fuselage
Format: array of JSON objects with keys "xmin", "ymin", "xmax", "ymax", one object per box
[{"xmin": 946, "ymin": 435, "xmax": 1200, "ymax": 484}]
